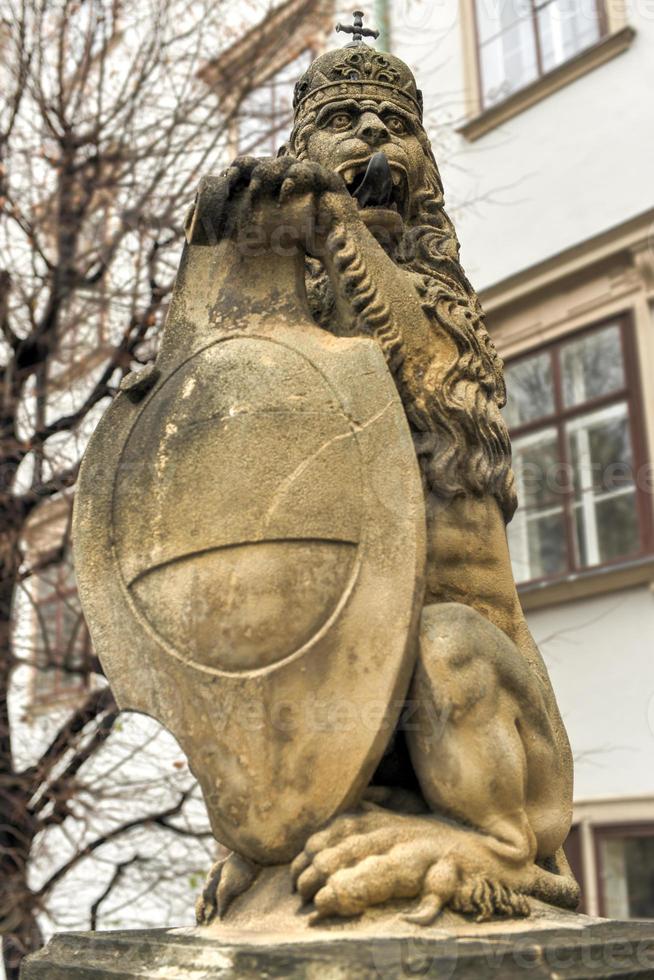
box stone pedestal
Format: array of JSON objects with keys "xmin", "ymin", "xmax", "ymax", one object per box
[
  {"xmin": 21, "ymin": 867, "xmax": 654, "ymax": 978},
  {"xmin": 21, "ymin": 908, "xmax": 654, "ymax": 979}
]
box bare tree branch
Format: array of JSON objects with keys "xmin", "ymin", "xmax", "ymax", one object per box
[
  {"xmin": 29, "ymin": 687, "xmax": 116, "ymax": 792},
  {"xmin": 89, "ymin": 855, "xmax": 143, "ymax": 930},
  {"xmin": 36, "ymin": 789, "xmax": 193, "ymax": 898}
]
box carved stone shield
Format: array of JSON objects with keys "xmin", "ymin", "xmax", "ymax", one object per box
[{"xmin": 73, "ymin": 235, "xmax": 425, "ymax": 864}]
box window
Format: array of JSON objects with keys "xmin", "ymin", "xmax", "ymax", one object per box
[
  {"xmin": 595, "ymin": 826, "xmax": 654, "ymax": 919},
  {"xmin": 31, "ymin": 557, "xmax": 92, "ymax": 704},
  {"xmin": 563, "ymin": 820, "xmax": 654, "ymax": 918},
  {"xmin": 563, "ymin": 824, "xmax": 586, "ymax": 913},
  {"xmin": 234, "ymin": 49, "xmax": 314, "ymax": 156},
  {"xmin": 473, "ymin": 0, "xmax": 606, "ymax": 108},
  {"xmin": 505, "ymin": 319, "xmax": 651, "ymax": 586}
]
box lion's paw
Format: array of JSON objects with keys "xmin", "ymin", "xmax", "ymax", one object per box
[
  {"xmin": 291, "ymin": 810, "xmax": 447, "ymax": 922},
  {"xmin": 291, "ymin": 809, "xmax": 532, "ymax": 925},
  {"xmin": 219, "ymin": 156, "xmax": 348, "ymax": 254}
]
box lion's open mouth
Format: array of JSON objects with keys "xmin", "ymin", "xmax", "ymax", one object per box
[{"xmin": 339, "ymin": 153, "xmax": 408, "ymax": 218}]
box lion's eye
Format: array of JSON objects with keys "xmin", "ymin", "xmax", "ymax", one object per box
[
  {"xmin": 328, "ymin": 113, "xmax": 353, "ymax": 131},
  {"xmin": 386, "ymin": 116, "xmax": 407, "ymax": 135}
]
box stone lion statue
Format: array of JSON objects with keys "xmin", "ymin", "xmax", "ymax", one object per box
[{"xmin": 194, "ymin": 39, "xmax": 580, "ymax": 925}]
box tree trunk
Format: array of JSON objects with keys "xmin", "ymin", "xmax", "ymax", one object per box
[
  {"xmin": 0, "ymin": 506, "xmax": 23, "ymax": 781},
  {"xmin": 0, "ymin": 517, "xmax": 40, "ymax": 978},
  {"xmin": 2, "ymin": 910, "xmax": 43, "ymax": 980},
  {"xmin": 0, "ymin": 520, "xmax": 20, "ymax": 777}
]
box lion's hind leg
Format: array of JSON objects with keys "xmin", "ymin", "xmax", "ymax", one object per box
[{"xmin": 406, "ymin": 602, "xmax": 577, "ymax": 912}]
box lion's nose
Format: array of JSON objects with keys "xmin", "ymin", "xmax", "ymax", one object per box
[{"xmin": 356, "ymin": 112, "xmax": 389, "ymax": 146}]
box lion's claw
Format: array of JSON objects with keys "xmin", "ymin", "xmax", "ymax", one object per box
[
  {"xmin": 403, "ymin": 894, "xmax": 445, "ymax": 926},
  {"xmin": 195, "ymin": 851, "xmax": 259, "ymax": 925},
  {"xmin": 222, "ymin": 156, "xmax": 345, "ymax": 206},
  {"xmin": 189, "ymin": 155, "xmax": 351, "ymax": 257}
]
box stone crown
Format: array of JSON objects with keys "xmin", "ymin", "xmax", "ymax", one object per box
[{"xmin": 293, "ymin": 42, "xmax": 423, "ymax": 122}]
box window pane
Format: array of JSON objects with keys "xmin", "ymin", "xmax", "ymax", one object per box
[
  {"xmin": 33, "ymin": 668, "xmax": 57, "ymax": 700},
  {"xmin": 504, "ymin": 351, "xmax": 555, "ymax": 428},
  {"xmin": 508, "ymin": 427, "xmax": 568, "ymax": 582},
  {"xmin": 572, "ymin": 492, "xmax": 639, "ymax": 567},
  {"xmin": 237, "ymin": 49, "xmax": 312, "ymax": 156},
  {"xmin": 594, "ymin": 492, "xmax": 639, "ymax": 562},
  {"xmin": 561, "ymin": 324, "xmax": 624, "ymax": 408},
  {"xmin": 600, "ymin": 837, "xmax": 654, "ymax": 919},
  {"xmin": 514, "ymin": 427, "xmax": 562, "ymax": 509},
  {"xmin": 508, "ymin": 509, "xmax": 568, "ymax": 583},
  {"xmin": 568, "ymin": 403, "xmax": 633, "ymax": 494},
  {"xmin": 479, "ymin": 17, "xmax": 539, "ymax": 105},
  {"xmin": 537, "ymin": 0, "xmax": 602, "ymax": 74},
  {"xmin": 475, "ymin": 0, "xmax": 532, "ymax": 43},
  {"xmin": 567, "ymin": 403, "xmax": 640, "ymax": 567}
]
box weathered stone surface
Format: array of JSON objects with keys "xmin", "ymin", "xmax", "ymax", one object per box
[{"xmin": 22, "ymin": 911, "xmax": 654, "ymax": 979}]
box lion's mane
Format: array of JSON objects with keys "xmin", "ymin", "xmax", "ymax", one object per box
[{"xmin": 288, "ymin": 112, "xmax": 517, "ymax": 523}]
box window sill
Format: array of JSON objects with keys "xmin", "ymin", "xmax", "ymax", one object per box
[
  {"xmin": 458, "ymin": 26, "xmax": 636, "ymax": 143},
  {"xmin": 518, "ymin": 554, "xmax": 654, "ymax": 612}
]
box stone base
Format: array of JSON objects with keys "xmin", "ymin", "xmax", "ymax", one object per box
[
  {"xmin": 20, "ymin": 867, "xmax": 654, "ymax": 978},
  {"xmin": 21, "ymin": 912, "xmax": 654, "ymax": 979}
]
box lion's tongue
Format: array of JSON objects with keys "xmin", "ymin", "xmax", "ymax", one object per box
[{"xmin": 353, "ymin": 152, "xmax": 393, "ymax": 209}]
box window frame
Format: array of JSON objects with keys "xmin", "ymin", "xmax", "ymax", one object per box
[
  {"xmin": 471, "ymin": 0, "xmax": 609, "ymax": 111},
  {"xmin": 593, "ymin": 822, "xmax": 654, "ymax": 919},
  {"xmin": 506, "ymin": 313, "xmax": 653, "ymax": 588},
  {"xmin": 200, "ymin": 0, "xmax": 332, "ymax": 157}
]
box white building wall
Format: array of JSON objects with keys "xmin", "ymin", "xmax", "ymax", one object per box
[
  {"xmin": 529, "ymin": 587, "xmax": 654, "ymax": 801},
  {"xmin": 391, "ymin": 0, "xmax": 654, "ymax": 289}
]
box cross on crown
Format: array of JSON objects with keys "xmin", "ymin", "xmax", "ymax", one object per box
[{"xmin": 335, "ymin": 10, "xmax": 379, "ymax": 44}]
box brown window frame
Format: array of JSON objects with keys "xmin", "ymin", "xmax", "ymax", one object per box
[
  {"xmin": 593, "ymin": 822, "xmax": 654, "ymax": 919},
  {"xmin": 472, "ymin": 0, "xmax": 609, "ymax": 110},
  {"xmin": 506, "ymin": 313, "xmax": 653, "ymax": 588}
]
